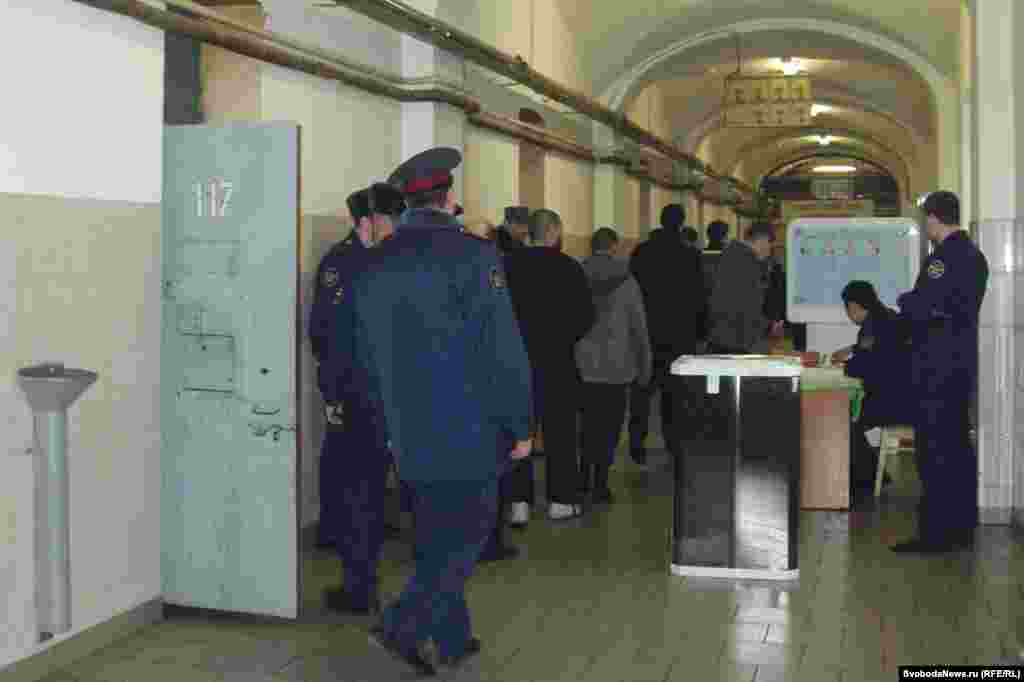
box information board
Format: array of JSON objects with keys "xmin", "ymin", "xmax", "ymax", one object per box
[{"xmin": 786, "ymin": 218, "xmax": 922, "ymax": 324}]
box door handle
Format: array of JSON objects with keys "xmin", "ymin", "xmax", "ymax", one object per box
[{"xmin": 248, "ymin": 423, "xmax": 295, "ymax": 441}]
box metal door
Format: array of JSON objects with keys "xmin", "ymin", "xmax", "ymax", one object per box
[{"xmin": 161, "ymin": 123, "xmax": 300, "ymax": 617}]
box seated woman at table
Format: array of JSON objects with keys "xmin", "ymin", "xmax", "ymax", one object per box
[{"xmin": 831, "ymin": 281, "xmax": 914, "ymax": 497}]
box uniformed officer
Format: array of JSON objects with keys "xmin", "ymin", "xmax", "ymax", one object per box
[
  {"xmin": 892, "ymin": 191, "xmax": 988, "ymax": 553},
  {"xmin": 335, "ymin": 147, "xmax": 533, "ymax": 675},
  {"xmin": 308, "ymin": 182, "xmax": 405, "ymax": 612}
]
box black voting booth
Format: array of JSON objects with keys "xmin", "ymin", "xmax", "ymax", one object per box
[{"xmin": 667, "ymin": 356, "xmax": 802, "ymax": 580}]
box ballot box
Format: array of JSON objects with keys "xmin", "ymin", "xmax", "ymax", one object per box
[{"xmin": 668, "ymin": 356, "xmax": 802, "ymax": 580}]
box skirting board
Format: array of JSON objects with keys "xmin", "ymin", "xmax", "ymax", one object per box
[
  {"xmin": 1013, "ymin": 508, "xmax": 1024, "ymax": 533},
  {"xmin": 981, "ymin": 507, "xmax": 1013, "ymax": 526},
  {"xmin": 671, "ymin": 565, "xmax": 800, "ymax": 581},
  {"xmin": 1, "ymin": 599, "xmax": 163, "ymax": 682}
]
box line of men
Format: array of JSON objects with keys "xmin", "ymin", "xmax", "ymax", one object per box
[
  {"xmin": 307, "ymin": 146, "xmax": 725, "ymax": 674},
  {"xmin": 310, "ymin": 146, "xmax": 986, "ymax": 676}
]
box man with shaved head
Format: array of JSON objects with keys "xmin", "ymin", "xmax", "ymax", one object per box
[{"xmin": 502, "ymin": 208, "xmax": 596, "ymax": 525}]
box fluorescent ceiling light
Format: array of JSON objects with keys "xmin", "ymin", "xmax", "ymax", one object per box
[
  {"xmin": 817, "ymin": 134, "xmax": 832, "ymax": 146},
  {"xmin": 781, "ymin": 58, "xmax": 801, "ymax": 76},
  {"xmin": 810, "ymin": 104, "xmax": 832, "ymax": 116},
  {"xmin": 813, "ymin": 165, "xmax": 857, "ymax": 173}
]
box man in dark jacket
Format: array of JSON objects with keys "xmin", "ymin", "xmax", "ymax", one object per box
[
  {"xmin": 707, "ymin": 221, "xmax": 783, "ymax": 354},
  {"xmin": 504, "ymin": 208, "xmax": 596, "ymax": 523},
  {"xmin": 628, "ymin": 204, "xmax": 705, "ymax": 463},
  {"xmin": 831, "ymin": 281, "xmax": 913, "ymax": 500},
  {"xmin": 495, "ymin": 206, "xmax": 530, "ymax": 252}
]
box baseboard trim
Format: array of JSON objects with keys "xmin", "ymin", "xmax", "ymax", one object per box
[
  {"xmin": 1013, "ymin": 508, "xmax": 1024, "ymax": 532},
  {"xmin": 2, "ymin": 598, "xmax": 163, "ymax": 682},
  {"xmin": 671, "ymin": 564, "xmax": 800, "ymax": 581},
  {"xmin": 980, "ymin": 507, "xmax": 1013, "ymax": 526}
]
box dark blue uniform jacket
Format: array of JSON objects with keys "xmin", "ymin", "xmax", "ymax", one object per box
[
  {"xmin": 336, "ymin": 208, "xmax": 533, "ymax": 484},
  {"xmin": 308, "ymin": 233, "xmax": 380, "ymax": 427},
  {"xmin": 896, "ymin": 230, "xmax": 988, "ymax": 394},
  {"xmin": 843, "ymin": 307, "xmax": 914, "ymax": 428}
]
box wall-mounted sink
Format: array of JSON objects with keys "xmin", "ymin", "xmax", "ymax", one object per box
[
  {"xmin": 16, "ymin": 362, "xmax": 99, "ymax": 639},
  {"xmin": 18, "ymin": 363, "xmax": 98, "ymax": 413}
]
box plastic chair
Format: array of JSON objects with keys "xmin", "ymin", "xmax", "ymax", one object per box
[{"xmin": 875, "ymin": 425, "xmax": 915, "ymax": 497}]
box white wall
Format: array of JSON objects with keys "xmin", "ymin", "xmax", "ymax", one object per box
[
  {"xmin": 1, "ymin": 0, "xmax": 164, "ymax": 667},
  {"xmin": 0, "ymin": 2, "xmax": 163, "ymax": 203},
  {"xmin": 463, "ymin": 125, "xmax": 519, "ymax": 224},
  {"xmin": 545, "ymin": 152, "xmax": 595, "ymax": 259}
]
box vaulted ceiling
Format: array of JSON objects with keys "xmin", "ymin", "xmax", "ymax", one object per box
[{"xmin": 207, "ymin": 0, "xmax": 965, "ymax": 197}]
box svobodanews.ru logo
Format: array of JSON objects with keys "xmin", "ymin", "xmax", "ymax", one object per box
[{"xmin": 899, "ymin": 667, "xmax": 1023, "ymax": 679}]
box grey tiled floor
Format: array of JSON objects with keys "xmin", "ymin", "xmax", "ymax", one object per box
[{"xmin": 42, "ymin": 452, "xmax": 1024, "ymax": 682}]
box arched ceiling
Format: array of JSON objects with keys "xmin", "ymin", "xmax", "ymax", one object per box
[
  {"xmin": 621, "ymin": 23, "xmax": 944, "ymax": 192},
  {"xmin": 566, "ymin": 0, "xmax": 962, "ymax": 93}
]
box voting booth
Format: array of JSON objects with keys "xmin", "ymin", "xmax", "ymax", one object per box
[
  {"xmin": 669, "ymin": 356, "xmax": 802, "ymax": 580},
  {"xmin": 786, "ymin": 218, "xmax": 923, "ymax": 353}
]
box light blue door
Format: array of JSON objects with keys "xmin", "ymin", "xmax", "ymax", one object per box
[{"xmin": 161, "ymin": 123, "xmax": 300, "ymax": 618}]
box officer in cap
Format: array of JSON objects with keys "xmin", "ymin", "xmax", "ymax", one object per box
[
  {"xmin": 308, "ymin": 181, "xmax": 405, "ymax": 613},
  {"xmin": 891, "ymin": 191, "xmax": 988, "ymax": 553},
  {"xmin": 333, "ymin": 147, "xmax": 533, "ymax": 675},
  {"xmin": 496, "ymin": 206, "xmax": 530, "ymax": 252}
]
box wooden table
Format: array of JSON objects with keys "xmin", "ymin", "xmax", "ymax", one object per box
[{"xmin": 798, "ymin": 368, "xmax": 863, "ymax": 510}]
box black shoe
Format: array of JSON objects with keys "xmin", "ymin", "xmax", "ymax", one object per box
[
  {"xmin": 591, "ymin": 488, "xmax": 614, "ymax": 505},
  {"xmin": 439, "ymin": 637, "xmax": 482, "ymax": 667},
  {"xmin": 478, "ymin": 545, "xmax": 520, "ymax": 563},
  {"xmin": 889, "ymin": 539, "xmax": 958, "ymax": 554},
  {"xmin": 324, "ymin": 588, "xmax": 380, "ymax": 615},
  {"xmin": 368, "ymin": 625, "xmax": 437, "ymax": 676}
]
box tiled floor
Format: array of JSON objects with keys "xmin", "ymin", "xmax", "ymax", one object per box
[{"xmin": 42, "ymin": 452, "xmax": 1024, "ymax": 682}]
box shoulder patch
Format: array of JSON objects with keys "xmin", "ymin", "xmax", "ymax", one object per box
[
  {"xmin": 321, "ymin": 267, "xmax": 339, "ymax": 288},
  {"xmin": 927, "ymin": 259, "xmax": 945, "ymax": 279},
  {"xmin": 489, "ymin": 266, "xmax": 506, "ymax": 290}
]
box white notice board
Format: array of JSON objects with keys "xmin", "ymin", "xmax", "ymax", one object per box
[{"xmin": 786, "ymin": 218, "xmax": 922, "ymax": 324}]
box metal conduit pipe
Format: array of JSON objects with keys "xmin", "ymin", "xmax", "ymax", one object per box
[
  {"xmin": 73, "ymin": 0, "xmax": 759, "ymax": 208},
  {"xmin": 332, "ymin": 0, "xmax": 759, "ymax": 199},
  {"xmin": 72, "ymin": 0, "xmax": 482, "ymax": 112}
]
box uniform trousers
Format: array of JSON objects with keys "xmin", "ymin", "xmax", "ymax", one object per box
[
  {"xmin": 505, "ymin": 367, "xmax": 581, "ymax": 506},
  {"xmin": 914, "ymin": 393, "xmax": 978, "ymax": 544},
  {"xmin": 381, "ymin": 478, "xmax": 498, "ymax": 659},
  {"xmin": 326, "ymin": 425, "xmax": 392, "ymax": 608},
  {"xmin": 629, "ymin": 344, "xmax": 689, "ymax": 454}
]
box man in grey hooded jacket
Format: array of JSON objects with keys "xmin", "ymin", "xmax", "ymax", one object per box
[{"xmin": 576, "ymin": 228, "xmax": 653, "ymax": 503}]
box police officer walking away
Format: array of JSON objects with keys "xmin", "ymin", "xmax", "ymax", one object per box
[
  {"xmin": 891, "ymin": 191, "xmax": 988, "ymax": 553},
  {"xmin": 308, "ymin": 183, "xmax": 405, "ymax": 614},
  {"xmin": 337, "ymin": 147, "xmax": 533, "ymax": 675}
]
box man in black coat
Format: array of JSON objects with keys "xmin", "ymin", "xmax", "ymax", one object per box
[
  {"xmin": 628, "ymin": 204, "xmax": 706, "ymax": 463},
  {"xmin": 503, "ymin": 209, "xmax": 596, "ymax": 523}
]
